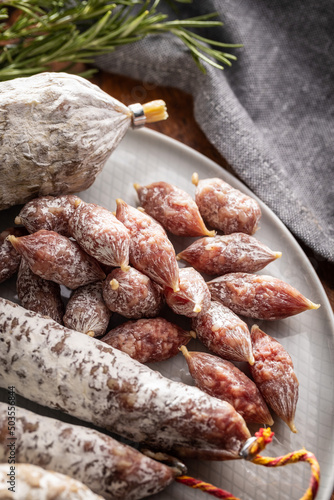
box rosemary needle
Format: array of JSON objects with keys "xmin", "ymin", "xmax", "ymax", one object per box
[{"xmin": 0, "ymin": 0, "xmax": 242, "ymax": 81}]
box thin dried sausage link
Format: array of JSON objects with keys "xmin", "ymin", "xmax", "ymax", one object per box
[
  {"xmin": 0, "ymin": 403, "xmax": 175, "ymax": 500},
  {"xmin": 181, "ymin": 346, "xmax": 273, "ymax": 425},
  {"xmin": 192, "ymin": 174, "xmax": 261, "ymax": 235},
  {"xmin": 0, "ymin": 298, "xmax": 250, "ymax": 460},
  {"xmin": 15, "ymin": 194, "xmax": 81, "ymax": 236},
  {"xmin": 7, "ymin": 229, "xmax": 105, "ymax": 289},
  {"xmin": 164, "ymin": 267, "xmax": 211, "ymax": 317},
  {"xmin": 68, "ymin": 201, "xmax": 130, "ymax": 270},
  {"xmin": 250, "ymin": 324, "xmax": 299, "ymax": 433},
  {"xmin": 17, "ymin": 257, "xmax": 64, "ymax": 324},
  {"xmin": 116, "ymin": 199, "xmax": 180, "ymax": 292},
  {"xmin": 177, "ymin": 233, "xmax": 281, "ymax": 275},
  {"xmin": 134, "ymin": 181, "xmax": 215, "ymax": 237},
  {"xmin": 63, "ymin": 282, "xmax": 111, "ymax": 337},
  {"xmin": 208, "ymin": 272, "xmax": 320, "ymax": 320},
  {"xmin": 102, "ymin": 267, "xmax": 163, "ymax": 319},
  {"xmin": 101, "ymin": 317, "xmax": 192, "ymax": 363},
  {"xmin": 0, "ymin": 227, "xmax": 27, "ymax": 284},
  {"xmin": 191, "ymin": 301, "xmax": 254, "ymax": 364}
]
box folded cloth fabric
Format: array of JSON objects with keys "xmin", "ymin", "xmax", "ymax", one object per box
[{"xmin": 95, "ymin": 0, "xmax": 334, "ymax": 264}]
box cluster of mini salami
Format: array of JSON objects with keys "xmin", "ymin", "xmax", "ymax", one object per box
[{"xmin": 0, "ymin": 174, "xmax": 320, "ymax": 438}]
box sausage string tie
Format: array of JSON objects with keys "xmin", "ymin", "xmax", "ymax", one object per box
[{"xmin": 175, "ymin": 427, "xmax": 320, "ymax": 500}]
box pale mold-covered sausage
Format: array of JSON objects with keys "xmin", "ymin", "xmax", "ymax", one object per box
[
  {"xmin": 164, "ymin": 267, "xmax": 211, "ymax": 317},
  {"xmin": 0, "ymin": 73, "xmax": 130, "ymax": 211},
  {"xmin": 102, "ymin": 267, "xmax": 163, "ymax": 319},
  {"xmin": 192, "ymin": 174, "xmax": 261, "ymax": 235},
  {"xmin": 0, "ymin": 404, "xmax": 175, "ymax": 500},
  {"xmin": 0, "ymin": 298, "xmax": 250, "ymax": 460},
  {"xmin": 250, "ymin": 325, "xmax": 299, "ymax": 433},
  {"xmin": 134, "ymin": 181, "xmax": 215, "ymax": 237},
  {"xmin": 101, "ymin": 317, "xmax": 192, "ymax": 363},
  {"xmin": 0, "ymin": 73, "xmax": 168, "ymax": 211},
  {"xmin": 15, "ymin": 194, "xmax": 81, "ymax": 236},
  {"xmin": 17, "ymin": 257, "xmax": 64, "ymax": 324},
  {"xmin": 181, "ymin": 347, "xmax": 273, "ymax": 425},
  {"xmin": 116, "ymin": 199, "xmax": 180, "ymax": 292},
  {"xmin": 68, "ymin": 201, "xmax": 130, "ymax": 270},
  {"xmin": 0, "ymin": 463, "xmax": 104, "ymax": 500},
  {"xmin": 208, "ymin": 272, "xmax": 320, "ymax": 320},
  {"xmin": 0, "ymin": 227, "xmax": 27, "ymax": 284},
  {"xmin": 63, "ymin": 281, "xmax": 112, "ymax": 337},
  {"xmin": 7, "ymin": 229, "xmax": 105, "ymax": 289},
  {"xmin": 177, "ymin": 233, "xmax": 282, "ymax": 276},
  {"xmin": 191, "ymin": 301, "xmax": 254, "ymax": 365}
]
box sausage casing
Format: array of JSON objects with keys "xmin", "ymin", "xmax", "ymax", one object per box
[
  {"xmin": 0, "ymin": 403, "xmax": 174, "ymax": 500},
  {"xmin": 63, "ymin": 281, "xmax": 111, "ymax": 337},
  {"xmin": 0, "ymin": 298, "xmax": 250, "ymax": 460},
  {"xmin": 8, "ymin": 230, "xmax": 105, "ymax": 289},
  {"xmin": 17, "ymin": 257, "xmax": 64, "ymax": 324},
  {"xmin": 0, "ymin": 227, "xmax": 27, "ymax": 284}
]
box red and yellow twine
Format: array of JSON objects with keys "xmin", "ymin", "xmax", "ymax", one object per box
[{"xmin": 176, "ymin": 428, "xmax": 320, "ymax": 500}]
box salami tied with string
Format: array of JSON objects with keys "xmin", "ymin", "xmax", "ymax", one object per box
[{"xmin": 0, "ymin": 298, "xmax": 250, "ymax": 461}]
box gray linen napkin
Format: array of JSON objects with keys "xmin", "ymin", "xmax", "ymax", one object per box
[{"xmin": 95, "ymin": 0, "xmax": 334, "ymax": 263}]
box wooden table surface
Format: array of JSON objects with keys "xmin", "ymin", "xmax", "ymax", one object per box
[{"xmin": 95, "ymin": 70, "xmax": 334, "ymax": 500}]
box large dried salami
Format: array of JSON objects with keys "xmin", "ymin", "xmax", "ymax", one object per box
[
  {"xmin": 0, "ymin": 298, "xmax": 250, "ymax": 460},
  {"xmin": 0, "ymin": 403, "xmax": 174, "ymax": 500}
]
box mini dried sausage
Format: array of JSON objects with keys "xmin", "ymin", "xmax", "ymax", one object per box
[
  {"xmin": 15, "ymin": 194, "xmax": 81, "ymax": 236},
  {"xmin": 0, "ymin": 298, "xmax": 251, "ymax": 461},
  {"xmin": 208, "ymin": 272, "xmax": 320, "ymax": 320},
  {"xmin": 191, "ymin": 301, "xmax": 254, "ymax": 364},
  {"xmin": 7, "ymin": 229, "xmax": 105, "ymax": 289},
  {"xmin": 102, "ymin": 267, "xmax": 163, "ymax": 319},
  {"xmin": 177, "ymin": 233, "xmax": 281, "ymax": 275},
  {"xmin": 63, "ymin": 282, "xmax": 111, "ymax": 337},
  {"xmin": 101, "ymin": 317, "xmax": 192, "ymax": 363},
  {"xmin": 134, "ymin": 181, "xmax": 214, "ymax": 237},
  {"xmin": 0, "ymin": 227, "xmax": 27, "ymax": 284},
  {"xmin": 164, "ymin": 267, "xmax": 211, "ymax": 317},
  {"xmin": 181, "ymin": 346, "xmax": 273, "ymax": 425},
  {"xmin": 116, "ymin": 199, "xmax": 179, "ymax": 292},
  {"xmin": 250, "ymin": 324, "xmax": 299, "ymax": 432},
  {"xmin": 17, "ymin": 257, "xmax": 64, "ymax": 324},
  {"xmin": 68, "ymin": 201, "xmax": 130, "ymax": 270},
  {"xmin": 192, "ymin": 174, "xmax": 261, "ymax": 235}
]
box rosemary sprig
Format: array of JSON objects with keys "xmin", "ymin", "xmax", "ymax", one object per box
[{"xmin": 0, "ymin": 0, "xmax": 242, "ymax": 81}]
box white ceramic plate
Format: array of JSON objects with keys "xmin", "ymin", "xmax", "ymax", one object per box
[{"xmin": 0, "ymin": 128, "xmax": 333, "ymax": 500}]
